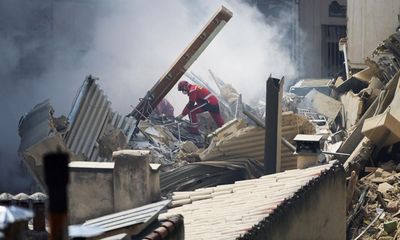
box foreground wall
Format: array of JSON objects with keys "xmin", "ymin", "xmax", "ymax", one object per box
[
  {"xmin": 246, "ymin": 164, "xmax": 346, "ymax": 240},
  {"xmin": 68, "ymin": 150, "xmax": 161, "ymax": 224},
  {"xmin": 69, "ymin": 162, "xmax": 115, "ymax": 224}
]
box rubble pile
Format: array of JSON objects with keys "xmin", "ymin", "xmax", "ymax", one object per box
[
  {"xmin": 200, "ymin": 112, "xmax": 315, "ymax": 171},
  {"xmin": 347, "ymin": 168, "xmax": 400, "ymax": 240},
  {"xmin": 334, "ymin": 32, "xmax": 400, "ymax": 239},
  {"xmin": 9, "ymin": 2, "xmax": 400, "ymax": 238}
]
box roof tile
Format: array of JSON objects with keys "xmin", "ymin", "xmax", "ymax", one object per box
[{"xmin": 161, "ymin": 162, "xmax": 335, "ymax": 239}]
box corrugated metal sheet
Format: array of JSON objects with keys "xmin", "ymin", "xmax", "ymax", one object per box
[
  {"xmin": 82, "ymin": 200, "xmax": 170, "ymax": 237},
  {"xmin": 18, "ymin": 100, "xmax": 55, "ymax": 153},
  {"xmin": 65, "ymin": 76, "xmax": 136, "ymax": 162},
  {"xmin": 18, "ymin": 100, "xmax": 68, "ymax": 189},
  {"xmin": 0, "ymin": 205, "xmax": 33, "ymax": 230},
  {"xmin": 160, "ymin": 158, "xmax": 264, "ymax": 195},
  {"xmin": 200, "ymin": 112, "xmax": 315, "ymax": 171}
]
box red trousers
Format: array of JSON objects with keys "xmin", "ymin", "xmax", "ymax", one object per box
[{"xmin": 188, "ymin": 103, "xmax": 224, "ymax": 134}]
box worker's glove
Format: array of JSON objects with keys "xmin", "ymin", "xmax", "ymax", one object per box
[{"xmin": 176, "ymin": 114, "xmax": 183, "ymax": 121}]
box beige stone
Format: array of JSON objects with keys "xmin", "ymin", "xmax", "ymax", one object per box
[
  {"xmin": 386, "ymin": 201, "xmax": 399, "ymax": 213},
  {"xmin": 179, "ymin": 141, "xmax": 199, "ymax": 153},
  {"xmin": 375, "ymin": 168, "xmax": 384, "ymax": 177},
  {"xmin": 378, "ymin": 182, "xmax": 394, "ymax": 194},
  {"xmin": 371, "ymin": 177, "xmax": 387, "ymax": 184}
]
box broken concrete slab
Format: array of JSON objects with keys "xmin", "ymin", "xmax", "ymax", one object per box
[
  {"xmin": 97, "ymin": 128, "xmax": 127, "ymax": 159},
  {"xmin": 138, "ymin": 120, "xmax": 178, "ymax": 149},
  {"xmin": 297, "ymin": 89, "xmax": 342, "ymax": 121},
  {"xmin": 289, "ymin": 78, "xmax": 332, "ymax": 96},
  {"xmin": 335, "ymin": 76, "xmax": 369, "ymax": 94},
  {"xmin": 179, "ymin": 141, "xmax": 198, "ymax": 153},
  {"xmin": 362, "ymin": 111, "xmax": 400, "ymax": 147},
  {"xmin": 341, "ymin": 75, "xmax": 400, "ymax": 164},
  {"xmin": 335, "ymin": 63, "xmax": 380, "ymax": 94},
  {"xmin": 353, "ymin": 66, "xmax": 377, "ymax": 83},
  {"xmin": 362, "ymin": 74, "xmax": 400, "ymax": 147},
  {"xmin": 340, "ymin": 91, "xmax": 363, "ymax": 129}
]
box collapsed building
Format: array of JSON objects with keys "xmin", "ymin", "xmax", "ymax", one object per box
[{"xmin": 2, "ymin": 1, "xmax": 400, "ymax": 240}]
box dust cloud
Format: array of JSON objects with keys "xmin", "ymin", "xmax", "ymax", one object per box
[{"xmin": 0, "ymin": 0, "xmax": 296, "ymax": 193}]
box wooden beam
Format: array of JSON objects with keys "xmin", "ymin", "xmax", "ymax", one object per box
[{"xmin": 130, "ymin": 6, "xmax": 233, "ymax": 120}]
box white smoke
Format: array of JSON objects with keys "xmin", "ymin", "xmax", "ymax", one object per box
[
  {"xmin": 0, "ymin": 0, "xmax": 296, "ymax": 192},
  {"xmin": 84, "ymin": 0, "xmax": 297, "ymax": 112}
]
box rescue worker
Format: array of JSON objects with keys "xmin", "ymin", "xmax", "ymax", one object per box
[
  {"xmin": 154, "ymin": 98, "xmax": 174, "ymax": 117},
  {"xmin": 176, "ymin": 80, "xmax": 224, "ymax": 134}
]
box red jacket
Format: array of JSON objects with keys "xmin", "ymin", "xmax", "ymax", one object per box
[{"xmin": 182, "ymin": 84, "xmax": 218, "ymax": 116}]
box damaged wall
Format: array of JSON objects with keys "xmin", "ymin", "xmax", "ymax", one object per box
[
  {"xmin": 298, "ymin": 0, "xmax": 347, "ymax": 78},
  {"xmin": 252, "ymin": 0, "xmax": 346, "ymax": 78},
  {"xmin": 347, "ymin": 0, "xmax": 400, "ymax": 68},
  {"xmin": 340, "ymin": 91, "xmax": 363, "ymax": 129},
  {"xmin": 68, "ymin": 150, "xmax": 160, "ymax": 224}
]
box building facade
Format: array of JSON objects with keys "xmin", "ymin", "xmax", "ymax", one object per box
[{"xmin": 250, "ymin": 0, "xmax": 347, "ymax": 79}]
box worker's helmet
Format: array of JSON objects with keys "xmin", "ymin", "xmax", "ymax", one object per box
[{"xmin": 178, "ymin": 81, "xmax": 189, "ymax": 92}]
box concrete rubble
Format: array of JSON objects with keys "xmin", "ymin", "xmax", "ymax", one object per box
[{"xmin": 338, "ymin": 31, "xmax": 400, "ymax": 240}]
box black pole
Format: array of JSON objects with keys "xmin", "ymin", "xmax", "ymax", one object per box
[
  {"xmin": 264, "ymin": 76, "xmax": 283, "ymax": 174},
  {"xmin": 44, "ymin": 151, "xmax": 69, "ymax": 240}
]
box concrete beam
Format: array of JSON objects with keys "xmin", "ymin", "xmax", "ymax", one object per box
[{"xmin": 265, "ymin": 76, "xmax": 284, "ymax": 174}]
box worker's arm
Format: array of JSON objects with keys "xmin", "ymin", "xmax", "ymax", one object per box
[
  {"xmin": 182, "ymin": 101, "xmax": 195, "ymax": 116},
  {"xmin": 181, "ymin": 91, "xmax": 197, "ymax": 116}
]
